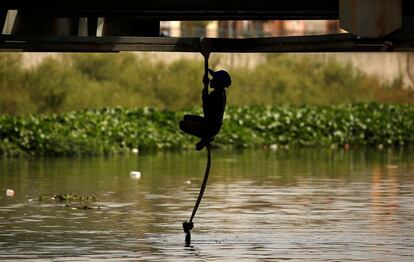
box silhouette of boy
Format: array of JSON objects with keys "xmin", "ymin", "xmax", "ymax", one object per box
[{"xmin": 180, "ymin": 69, "xmax": 231, "ymax": 151}]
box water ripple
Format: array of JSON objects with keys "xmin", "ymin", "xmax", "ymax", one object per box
[{"xmin": 0, "ymin": 149, "xmax": 413, "ymax": 261}]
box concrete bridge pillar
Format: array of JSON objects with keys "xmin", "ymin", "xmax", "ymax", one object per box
[{"xmin": 339, "ymin": 0, "xmax": 402, "ymax": 38}]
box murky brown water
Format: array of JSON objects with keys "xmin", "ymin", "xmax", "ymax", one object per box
[{"xmin": 1, "ymin": 148, "xmax": 413, "ymax": 261}]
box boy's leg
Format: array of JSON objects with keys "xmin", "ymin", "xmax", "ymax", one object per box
[
  {"xmin": 180, "ymin": 115, "xmax": 212, "ymax": 150},
  {"xmin": 183, "ymin": 114, "xmax": 204, "ymax": 122},
  {"xmin": 179, "ymin": 119, "xmax": 204, "ymax": 138}
]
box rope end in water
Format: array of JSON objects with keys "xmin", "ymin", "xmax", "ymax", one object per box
[{"xmin": 183, "ymin": 221, "xmax": 194, "ymax": 246}]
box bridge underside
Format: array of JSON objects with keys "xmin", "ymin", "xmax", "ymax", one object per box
[
  {"xmin": 1, "ymin": 0, "xmax": 413, "ymax": 53},
  {"xmin": 1, "ymin": 34, "xmax": 412, "ymax": 53},
  {"xmin": 0, "ymin": 1, "xmax": 342, "ymax": 20}
]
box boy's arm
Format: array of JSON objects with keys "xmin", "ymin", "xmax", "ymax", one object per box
[
  {"xmin": 202, "ymin": 74, "xmax": 209, "ymax": 117},
  {"xmin": 202, "ymin": 74, "xmax": 210, "ymax": 101}
]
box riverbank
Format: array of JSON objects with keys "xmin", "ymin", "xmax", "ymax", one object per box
[
  {"xmin": 2, "ymin": 53, "xmax": 414, "ymax": 115},
  {"xmin": 1, "ymin": 104, "xmax": 413, "ymax": 157}
]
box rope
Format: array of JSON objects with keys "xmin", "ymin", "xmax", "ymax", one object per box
[
  {"xmin": 183, "ymin": 144, "xmax": 211, "ymax": 246},
  {"xmin": 190, "ymin": 144, "xmax": 211, "ymax": 223},
  {"xmin": 182, "ymin": 38, "xmax": 212, "ymax": 247}
]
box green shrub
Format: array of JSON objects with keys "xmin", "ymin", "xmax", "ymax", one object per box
[
  {"xmin": 1, "ymin": 104, "xmax": 413, "ymax": 156},
  {"xmin": 0, "ymin": 53, "xmax": 36, "ymax": 114},
  {"xmin": 1, "ymin": 53, "xmax": 413, "ymax": 115}
]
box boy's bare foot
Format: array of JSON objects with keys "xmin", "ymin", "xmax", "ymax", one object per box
[
  {"xmin": 195, "ymin": 137, "xmax": 214, "ymax": 151},
  {"xmin": 195, "ymin": 140, "xmax": 207, "ymax": 151}
]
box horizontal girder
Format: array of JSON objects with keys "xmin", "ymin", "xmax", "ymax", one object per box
[{"xmin": 1, "ymin": 34, "xmax": 413, "ymax": 53}]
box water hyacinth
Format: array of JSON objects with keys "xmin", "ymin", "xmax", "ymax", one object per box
[{"xmin": 0, "ymin": 103, "xmax": 413, "ymax": 156}]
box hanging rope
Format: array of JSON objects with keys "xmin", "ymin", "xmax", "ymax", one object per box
[
  {"xmin": 183, "ymin": 144, "xmax": 211, "ymax": 246},
  {"xmin": 182, "ymin": 38, "xmax": 212, "ymax": 247}
]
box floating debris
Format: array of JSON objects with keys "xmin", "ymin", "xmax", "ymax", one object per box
[
  {"xmin": 130, "ymin": 171, "xmax": 141, "ymax": 179},
  {"xmin": 269, "ymin": 144, "xmax": 278, "ymax": 150},
  {"xmin": 131, "ymin": 148, "xmax": 139, "ymax": 154},
  {"xmin": 38, "ymin": 194, "xmax": 99, "ymax": 211},
  {"xmin": 6, "ymin": 189, "xmax": 15, "ymax": 197},
  {"xmin": 65, "ymin": 203, "xmax": 96, "ymax": 210},
  {"xmin": 38, "ymin": 194, "xmax": 97, "ymax": 202}
]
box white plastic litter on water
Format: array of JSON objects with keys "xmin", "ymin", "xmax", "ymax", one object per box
[
  {"xmin": 130, "ymin": 171, "xmax": 141, "ymax": 179},
  {"xmin": 6, "ymin": 189, "xmax": 15, "ymax": 197},
  {"xmin": 269, "ymin": 144, "xmax": 278, "ymax": 150},
  {"xmin": 131, "ymin": 148, "xmax": 139, "ymax": 154}
]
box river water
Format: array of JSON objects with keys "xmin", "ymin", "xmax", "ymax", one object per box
[{"xmin": 0, "ymin": 148, "xmax": 413, "ymax": 261}]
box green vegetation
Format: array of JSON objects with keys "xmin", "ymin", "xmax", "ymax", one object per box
[
  {"xmin": 1, "ymin": 53, "xmax": 413, "ymax": 115},
  {"xmin": 1, "ymin": 53, "xmax": 413, "ymax": 156},
  {"xmin": 38, "ymin": 194, "xmax": 98, "ymax": 210},
  {"xmin": 39, "ymin": 194, "xmax": 98, "ymax": 202},
  {"xmin": 1, "ymin": 104, "xmax": 413, "ymax": 157}
]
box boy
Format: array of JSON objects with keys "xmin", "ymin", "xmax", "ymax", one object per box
[{"xmin": 180, "ymin": 69, "xmax": 231, "ymax": 150}]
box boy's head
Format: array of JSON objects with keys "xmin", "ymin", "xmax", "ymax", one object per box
[{"xmin": 209, "ymin": 69, "xmax": 231, "ymax": 89}]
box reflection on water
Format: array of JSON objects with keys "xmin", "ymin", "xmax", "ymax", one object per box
[{"xmin": 0, "ymin": 148, "xmax": 413, "ymax": 261}]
